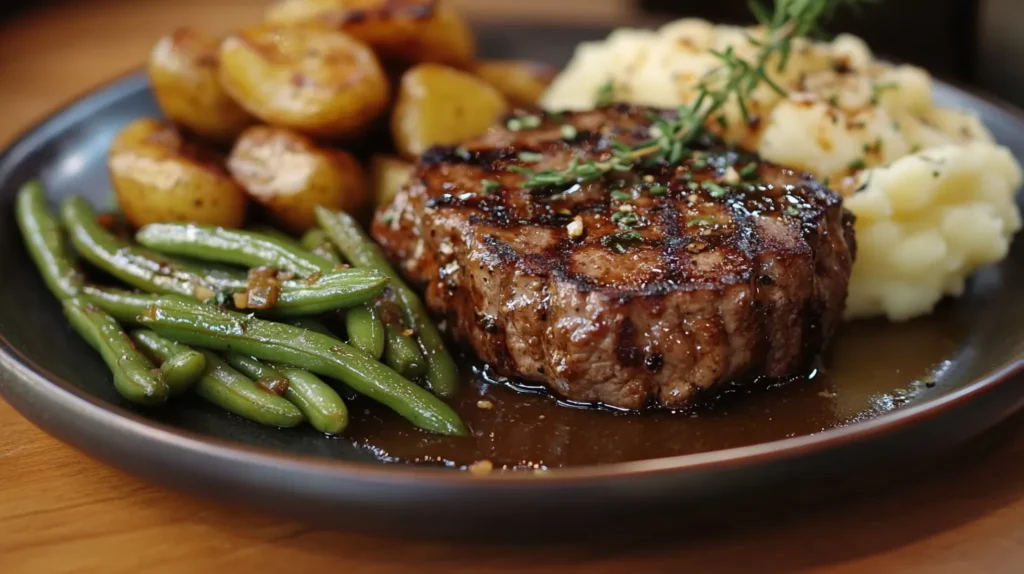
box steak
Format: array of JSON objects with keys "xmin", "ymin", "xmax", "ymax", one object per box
[{"xmin": 372, "ymin": 105, "xmax": 856, "ymax": 410}]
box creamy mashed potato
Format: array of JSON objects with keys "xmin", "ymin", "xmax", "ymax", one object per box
[{"xmin": 542, "ymin": 19, "xmax": 1023, "ymax": 321}]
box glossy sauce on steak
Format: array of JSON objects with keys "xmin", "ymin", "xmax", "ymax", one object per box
[{"xmin": 372, "ymin": 105, "xmax": 856, "ymax": 410}]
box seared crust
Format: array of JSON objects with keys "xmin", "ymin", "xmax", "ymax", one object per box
[{"xmin": 373, "ymin": 104, "xmax": 856, "ymax": 409}]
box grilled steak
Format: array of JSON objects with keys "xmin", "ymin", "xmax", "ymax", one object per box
[{"xmin": 372, "ymin": 105, "xmax": 856, "ymax": 409}]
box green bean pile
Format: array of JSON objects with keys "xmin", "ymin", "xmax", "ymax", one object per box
[{"xmin": 15, "ymin": 180, "xmax": 466, "ymax": 436}]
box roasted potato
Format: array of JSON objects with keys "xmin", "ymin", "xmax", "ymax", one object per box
[
  {"xmin": 391, "ymin": 64, "xmax": 508, "ymax": 158},
  {"xmin": 264, "ymin": 0, "xmax": 474, "ymax": 67},
  {"xmin": 109, "ymin": 118, "xmax": 248, "ymax": 229},
  {"xmin": 227, "ymin": 126, "xmax": 368, "ymax": 232},
  {"xmin": 471, "ymin": 60, "xmax": 558, "ymax": 106},
  {"xmin": 219, "ymin": 24, "xmax": 390, "ymax": 140},
  {"xmin": 370, "ymin": 154, "xmax": 414, "ymax": 206},
  {"xmin": 147, "ymin": 28, "xmax": 253, "ymax": 141}
]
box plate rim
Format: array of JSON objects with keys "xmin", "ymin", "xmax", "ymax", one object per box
[{"xmin": 1, "ymin": 69, "xmax": 1024, "ymax": 487}]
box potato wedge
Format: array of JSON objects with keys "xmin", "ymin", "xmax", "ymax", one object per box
[
  {"xmin": 228, "ymin": 126, "xmax": 368, "ymax": 232},
  {"xmin": 109, "ymin": 118, "xmax": 247, "ymax": 228},
  {"xmin": 391, "ymin": 64, "xmax": 508, "ymax": 158},
  {"xmin": 265, "ymin": 0, "xmax": 474, "ymax": 67},
  {"xmin": 109, "ymin": 118, "xmax": 248, "ymax": 229},
  {"xmin": 370, "ymin": 154, "xmax": 414, "ymax": 206},
  {"xmin": 219, "ymin": 24, "xmax": 389, "ymax": 139},
  {"xmin": 147, "ymin": 28, "xmax": 253, "ymax": 141},
  {"xmin": 471, "ymin": 60, "xmax": 558, "ymax": 106}
]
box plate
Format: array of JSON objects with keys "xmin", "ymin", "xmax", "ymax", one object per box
[{"xmin": 1, "ymin": 24, "xmax": 1023, "ymax": 538}]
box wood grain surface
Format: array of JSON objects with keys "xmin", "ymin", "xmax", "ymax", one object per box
[{"xmin": 1, "ymin": 1, "xmax": 1023, "ymax": 572}]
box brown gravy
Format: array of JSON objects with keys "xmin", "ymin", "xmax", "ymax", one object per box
[{"xmin": 343, "ymin": 313, "xmax": 963, "ymax": 469}]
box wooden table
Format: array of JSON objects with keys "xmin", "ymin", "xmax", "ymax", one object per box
[{"xmin": 1, "ymin": 1, "xmax": 1022, "ymax": 572}]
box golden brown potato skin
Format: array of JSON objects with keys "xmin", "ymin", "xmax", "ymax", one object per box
[
  {"xmin": 370, "ymin": 154, "xmax": 413, "ymax": 206},
  {"xmin": 109, "ymin": 118, "xmax": 248, "ymax": 229},
  {"xmin": 218, "ymin": 24, "xmax": 390, "ymax": 140},
  {"xmin": 147, "ymin": 28, "xmax": 253, "ymax": 141},
  {"xmin": 264, "ymin": 0, "xmax": 474, "ymax": 67},
  {"xmin": 391, "ymin": 63, "xmax": 508, "ymax": 158},
  {"xmin": 228, "ymin": 126, "xmax": 368, "ymax": 232},
  {"xmin": 471, "ymin": 60, "xmax": 558, "ymax": 106}
]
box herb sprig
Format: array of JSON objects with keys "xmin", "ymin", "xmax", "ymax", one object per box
[{"xmin": 514, "ymin": 0, "xmax": 871, "ymax": 189}]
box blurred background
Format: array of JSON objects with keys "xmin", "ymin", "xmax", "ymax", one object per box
[{"xmin": 1, "ymin": 0, "xmax": 1023, "ymax": 113}]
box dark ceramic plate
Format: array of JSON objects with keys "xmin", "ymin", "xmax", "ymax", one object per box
[{"xmin": 1, "ymin": 24, "xmax": 1023, "ymax": 538}]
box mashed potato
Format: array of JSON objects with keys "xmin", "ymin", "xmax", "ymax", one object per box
[{"xmin": 542, "ymin": 19, "xmax": 1023, "ymax": 321}]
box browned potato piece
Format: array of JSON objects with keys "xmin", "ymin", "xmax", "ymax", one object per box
[
  {"xmin": 391, "ymin": 64, "xmax": 508, "ymax": 158},
  {"xmin": 219, "ymin": 24, "xmax": 389, "ymax": 139},
  {"xmin": 264, "ymin": 0, "xmax": 474, "ymax": 67},
  {"xmin": 147, "ymin": 28, "xmax": 253, "ymax": 141},
  {"xmin": 471, "ymin": 60, "xmax": 558, "ymax": 106},
  {"xmin": 109, "ymin": 118, "xmax": 248, "ymax": 229},
  {"xmin": 228, "ymin": 126, "xmax": 368, "ymax": 232},
  {"xmin": 370, "ymin": 154, "xmax": 414, "ymax": 206}
]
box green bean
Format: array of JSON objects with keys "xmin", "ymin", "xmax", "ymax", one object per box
[
  {"xmin": 15, "ymin": 180, "xmax": 82, "ymax": 300},
  {"xmin": 223, "ymin": 352, "xmax": 291, "ymax": 394},
  {"xmin": 193, "ymin": 350, "xmax": 304, "ymax": 427},
  {"xmin": 64, "ymin": 203, "xmax": 387, "ymax": 315},
  {"xmin": 255, "ymin": 270, "xmax": 388, "ymax": 316},
  {"xmin": 272, "ymin": 365, "xmax": 348, "ymax": 435},
  {"xmin": 301, "ymin": 229, "xmax": 341, "ymax": 264},
  {"xmin": 249, "ymin": 225, "xmax": 303, "ymax": 249},
  {"xmin": 62, "ymin": 297, "xmax": 169, "ymax": 405},
  {"xmin": 112, "ymin": 295, "xmax": 464, "ymax": 435},
  {"xmin": 315, "ymin": 207, "xmax": 458, "ymax": 397},
  {"xmin": 132, "ymin": 335, "xmax": 302, "ymax": 426},
  {"xmin": 81, "ymin": 286, "xmax": 185, "ymax": 325},
  {"xmin": 346, "ymin": 304, "xmax": 385, "ymax": 359},
  {"xmin": 224, "ymin": 352, "xmax": 348, "ymax": 434},
  {"xmin": 129, "ymin": 330, "xmax": 206, "ymax": 396},
  {"xmin": 17, "ymin": 190, "xmax": 175, "ymax": 405},
  {"xmin": 83, "ymin": 272, "xmax": 385, "ymax": 323},
  {"xmin": 136, "ymin": 223, "xmax": 334, "ymax": 276},
  {"xmin": 384, "ymin": 322, "xmax": 428, "ymax": 378},
  {"xmin": 289, "ymin": 317, "xmax": 337, "ymax": 337},
  {"xmin": 61, "ymin": 196, "xmax": 245, "ymax": 296},
  {"xmin": 65, "ymin": 206, "xmax": 386, "ymax": 315}
]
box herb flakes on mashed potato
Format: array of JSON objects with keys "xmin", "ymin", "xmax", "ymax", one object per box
[{"xmin": 541, "ymin": 19, "xmax": 1023, "ymax": 321}]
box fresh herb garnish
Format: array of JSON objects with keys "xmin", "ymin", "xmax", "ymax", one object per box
[
  {"xmin": 601, "ymin": 231, "xmax": 644, "ymax": 253},
  {"xmin": 481, "ymin": 179, "xmax": 501, "ymax": 194},
  {"xmin": 610, "ymin": 190, "xmax": 633, "ymax": 201},
  {"xmin": 869, "ymin": 81, "xmax": 899, "ymax": 105},
  {"xmin": 518, "ymin": 151, "xmax": 544, "ymax": 163},
  {"xmin": 649, "ymin": 185, "xmax": 669, "ymax": 196},
  {"xmin": 595, "ymin": 81, "xmax": 615, "ymax": 105},
  {"xmin": 784, "ymin": 206, "xmax": 801, "ymax": 217},
  {"xmin": 703, "ymin": 181, "xmax": 728, "ymax": 198},
  {"xmin": 611, "ymin": 210, "xmax": 642, "ymax": 229},
  {"xmin": 848, "ymin": 158, "xmax": 866, "ymax": 171},
  {"xmin": 739, "ymin": 162, "xmax": 760, "ymax": 179},
  {"xmin": 686, "ymin": 217, "xmax": 714, "ymax": 228},
  {"xmin": 560, "ymin": 124, "xmax": 578, "ymax": 140},
  {"xmin": 506, "ymin": 114, "xmax": 542, "ymax": 132},
  {"xmin": 508, "ymin": 0, "xmax": 870, "ymax": 190}
]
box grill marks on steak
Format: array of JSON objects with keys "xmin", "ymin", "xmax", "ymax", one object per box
[{"xmin": 372, "ymin": 105, "xmax": 856, "ymax": 409}]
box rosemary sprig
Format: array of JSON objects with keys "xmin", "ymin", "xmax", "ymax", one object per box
[{"xmin": 517, "ymin": 0, "xmax": 872, "ymax": 189}]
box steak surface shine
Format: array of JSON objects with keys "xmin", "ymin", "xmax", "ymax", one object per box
[{"xmin": 372, "ymin": 105, "xmax": 856, "ymax": 409}]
